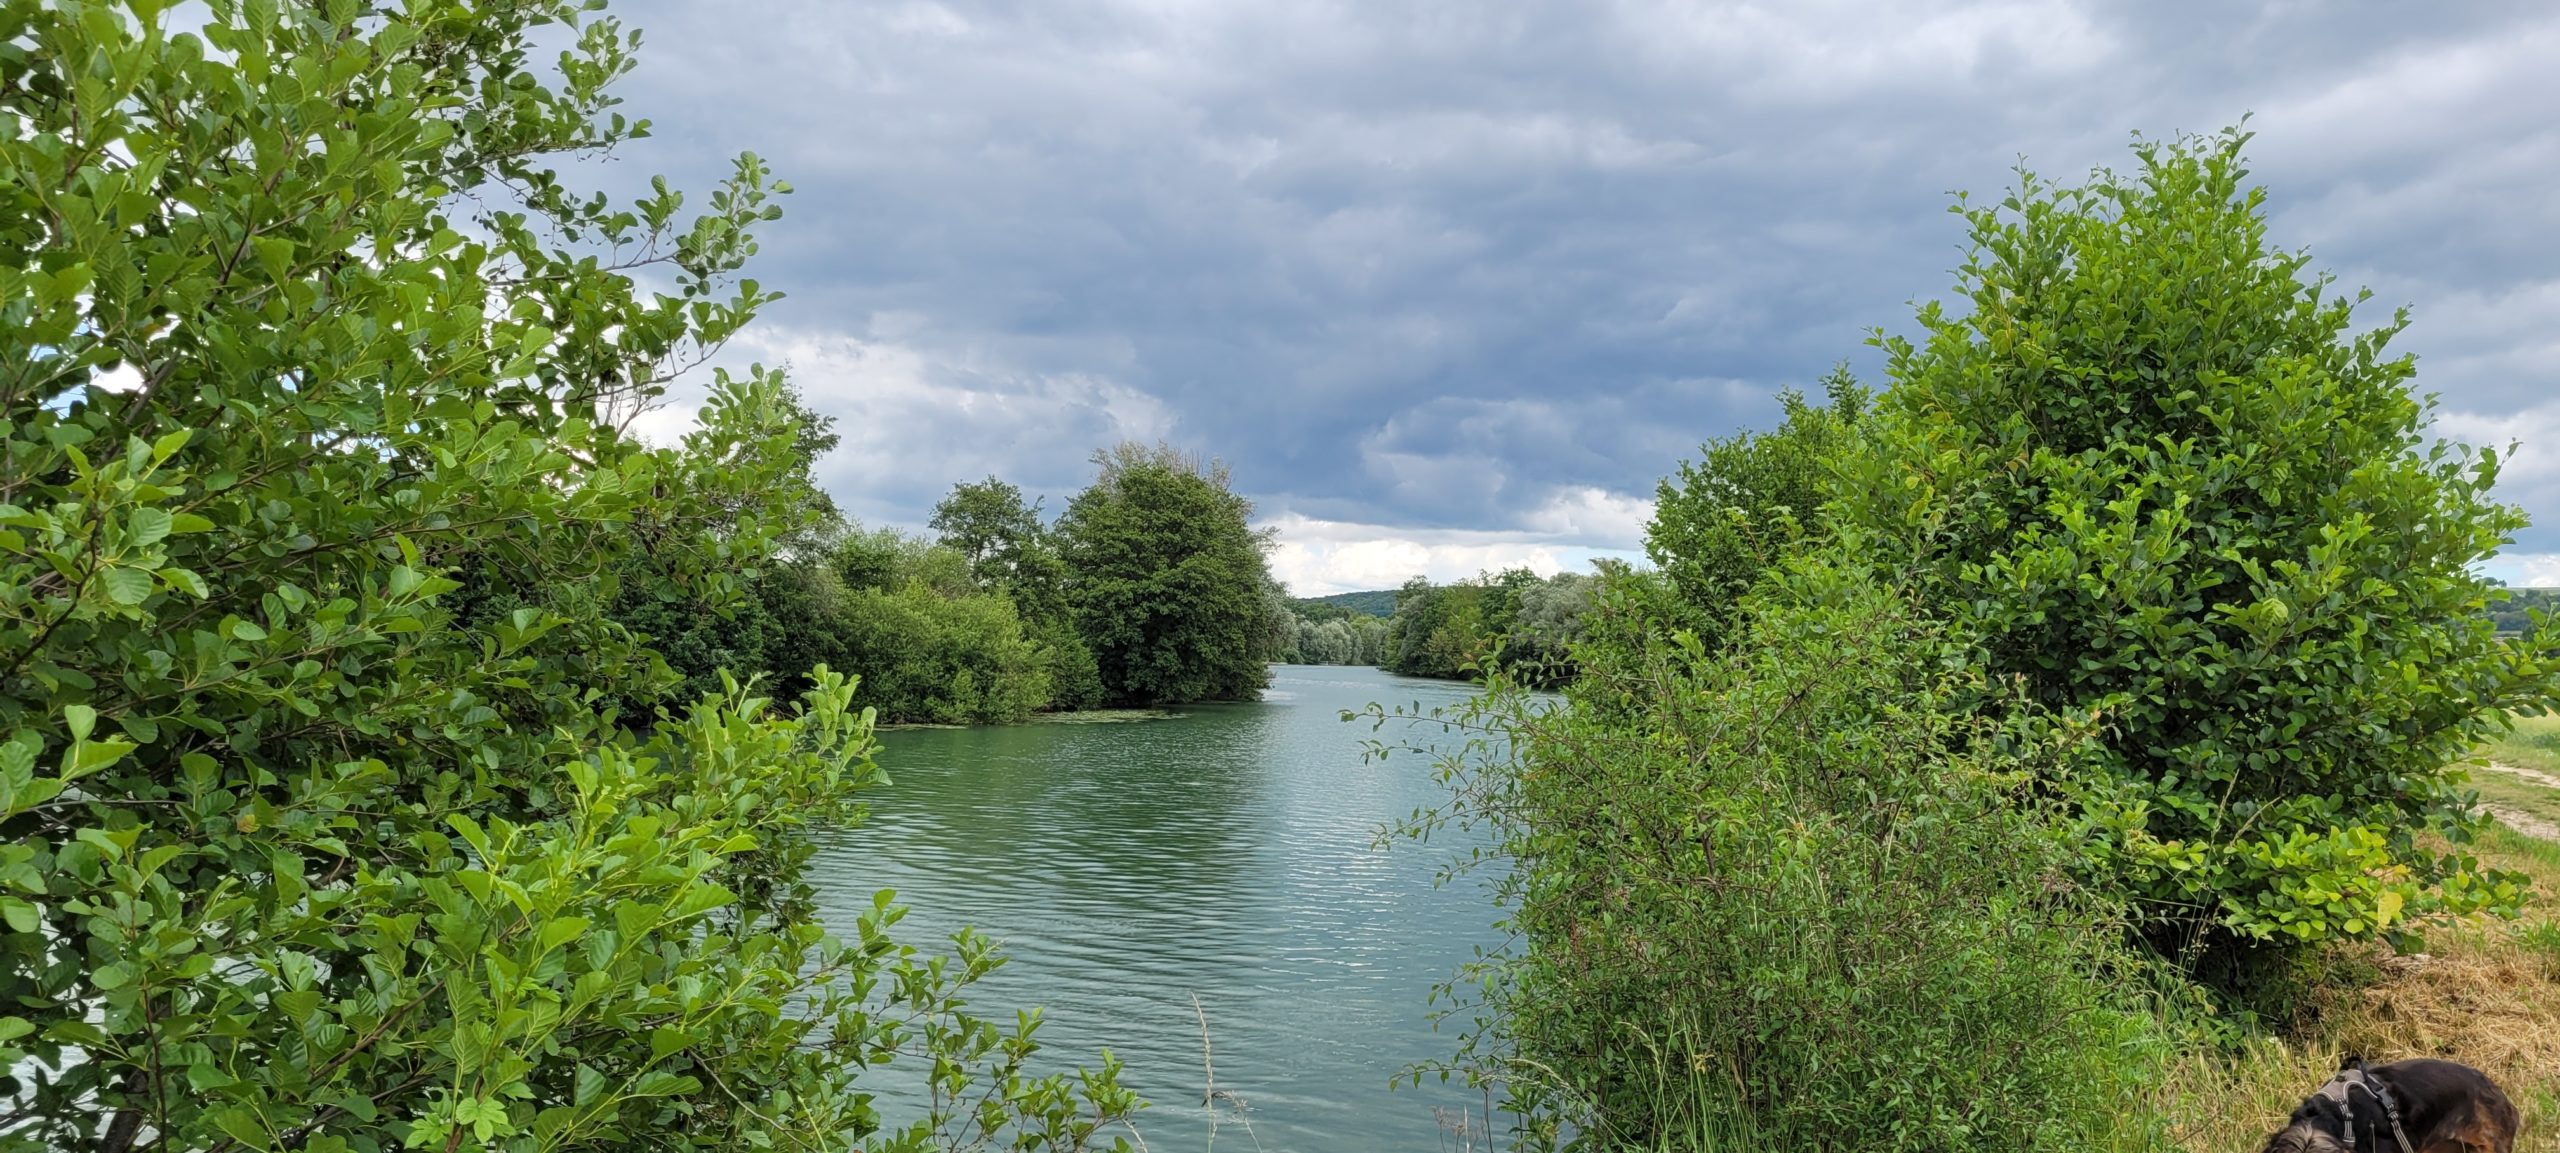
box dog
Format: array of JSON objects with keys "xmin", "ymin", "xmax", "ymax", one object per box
[{"xmin": 2259, "ymin": 1057, "xmax": 2518, "ymax": 1153}]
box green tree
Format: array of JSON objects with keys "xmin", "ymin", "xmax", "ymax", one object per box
[
  {"xmin": 1646, "ymin": 369, "xmax": 1867, "ymax": 643},
  {"xmin": 1832, "ymin": 129, "xmax": 2556, "ymax": 960},
  {"xmin": 0, "ymin": 3, "xmax": 1132, "ymax": 1149},
  {"xmin": 931, "ymin": 477, "xmax": 1045, "ymax": 587},
  {"xmin": 1055, "ymin": 442, "xmax": 1277, "ymax": 705},
  {"xmin": 604, "ymin": 382, "xmax": 841, "ymax": 710},
  {"xmin": 928, "ymin": 478, "xmax": 1098, "ymax": 711}
]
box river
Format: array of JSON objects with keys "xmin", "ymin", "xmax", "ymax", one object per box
[{"xmin": 807, "ymin": 664, "xmax": 1510, "ymax": 1151}]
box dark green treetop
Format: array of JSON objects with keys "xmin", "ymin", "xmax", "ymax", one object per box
[{"xmin": 1055, "ymin": 442, "xmax": 1277, "ymax": 705}]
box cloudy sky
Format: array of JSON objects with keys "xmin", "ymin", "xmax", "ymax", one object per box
[{"xmin": 602, "ymin": 0, "xmax": 2560, "ymax": 594}]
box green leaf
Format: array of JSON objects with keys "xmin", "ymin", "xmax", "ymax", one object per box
[
  {"xmin": 210, "ymin": 1107, "xmax": 272, "ymax": 1150},
  {"xmin": 253, "ymin": 236, "xmax": 295, "ymax": 285},
  {"xmin": 159, "ymin": 567, "xmax": 210, "ymax": 598},
  {"xmin": 64, "ymin": 737, "xmax": 137, "ymax": 780},
  {"xmin": 100, "ymin": 566, "xmax": 154, "ymax": 606},
  {"xmin": 130, "ymin": 507, "xmax": 173, "ymax": 547}
]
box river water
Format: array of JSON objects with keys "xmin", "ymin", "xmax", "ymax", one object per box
[{"xmin": 807, "ymin": 665, "xmax": 1509, "ymax": 1151}]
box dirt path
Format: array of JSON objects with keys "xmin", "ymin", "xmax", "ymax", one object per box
[
  {"xmin": 2485, "ymin": 803, "xmax": 2560, "ymax": 841},
  {"xmin": 2478, "ymin": 761, "xmax": 2560, "ymax": 840},
  {"xmin": 2479, "ymin": 760, "xmax": 2560, "ymax": 790}
]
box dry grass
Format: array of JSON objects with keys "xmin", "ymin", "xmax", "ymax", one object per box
[{"xmin": 2166, "ymin": 810, "xmax": 2560, "ymax": 1152}]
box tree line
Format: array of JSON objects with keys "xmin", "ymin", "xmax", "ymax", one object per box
[
  {"xmin": 1261, "ymin": 594, "xmax": 1394, "ymax": 667},
  {"xmin": 1376, "ymin": 570, "xmax": 1593, "ymax": 687},
  {"xmin": 2489, "ymin": 586, "xmax": 2559, "ymax": 636},
  {"xmin": 626, "ymin": 439, "xmax": 1288, "ymax": 726}
]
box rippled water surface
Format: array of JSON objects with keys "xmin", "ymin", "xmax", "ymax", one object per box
[{"xmin": 809, "ymin": 665, "xmax": 1504, "ymax": 1151}]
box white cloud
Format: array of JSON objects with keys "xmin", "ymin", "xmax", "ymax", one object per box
[
  {"xmin": 603, "ymin": 0, "xmax": 2560, "ymax": 553},
  {"xmin": 2479, "ymin": 554, "xmax": 2560, "ymax": 589},
  {"xmin": 2432, "ymin": 398, "xmax": 2560, "ymax": 508},
  {"xmin": 1519, "ymin": 485, "xmax": 1655, "ymax": 547},
  {"xmin": 624, "ymin": 322, "xmax": 1177, "ymax": 525},
  {"xmin": 1263, "ymin": 510, "xmax": 1645, "ymax": 597}
]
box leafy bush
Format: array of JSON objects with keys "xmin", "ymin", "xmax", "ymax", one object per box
[
  {"xmin": 1385, "ymin": 561, "xmax": 2167, "ymax": 1151},
  {"xmin": 1831, "ymin": 130, "xmax": 2557, "ymax": 958},
  {"xmin": 0, "ymin": 2, "xmax": 1131, "ymax": 1148},
  {"xmin": 834, "ymin": 583, "xmax": 1053, "ymax": 724},
  {"xmin": 740, "ymin": 534, "xmax": 1060, "ymax": 724},
  {"xmin": 1033, "ymin": 618, "xmax": 1110, "ymax": 711}
]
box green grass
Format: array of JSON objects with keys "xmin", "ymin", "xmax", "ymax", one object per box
[
  {"xmin": 2153, "ymin": 717, "xmax": 2560, "ymax": 1152},
  {"xmin": 2468, "ymin": 769, "xmax": 2560, "ymax": 833},
  {"xmin": 2482, "ymin": 712, "xmax": 2560, "ymax": 776},
  {"xmin": 2478, "ymin": 816, "xmax": 2560, "ymax": 875}
]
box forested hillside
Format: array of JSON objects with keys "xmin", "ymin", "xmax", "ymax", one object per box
[
  {"xmin": 1299, "ymin": 589, "xmax": 1397, "ymax": 618},
  {"xmin": 2490, "ymin": 587, "xmax": 2560, "ymax": 635}
]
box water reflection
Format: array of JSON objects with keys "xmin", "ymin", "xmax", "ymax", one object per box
[{"xmin": 808, "ymin": 666, "xmax": 1502, "ymax": 1151}]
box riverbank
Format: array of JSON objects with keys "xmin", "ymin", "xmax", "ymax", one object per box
[
  {"xmin": 2170, "ymin": 726, "xmax": 2560, "ymax": 1151},
  {"xmin": 878, "ymin": 707, "xmax": 1183, "ymax": 731}
]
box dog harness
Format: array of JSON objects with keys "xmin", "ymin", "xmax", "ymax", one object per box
[{"xmin": 2315, "ymin": 1067, "xmax": 2417, "ymax": 1152}]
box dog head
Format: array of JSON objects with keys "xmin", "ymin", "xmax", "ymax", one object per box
[
  {"xmin": 2257, "ymin": 1104, "xmax": 2351, "ymax": 1153},
  {"xmin": 2259, "ymin": 1059, "xmax": 2370, "ymax": 1153}
]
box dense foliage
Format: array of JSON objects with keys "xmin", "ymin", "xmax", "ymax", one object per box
[
  {"xmin": 1383, "ymin": 564, "xmax": 2166, "ymax": 1150},
  {"xmin": 927, "ymin": 479, "xmax": 1103, "ymax": 711},
  {"xmin": 1257, "ymin": 591, "xmax": 1389, "ymax": 665},
  {"xmin": 641, "ymin": 452, "xmax": 1284, "ymax": 719},
  {"xmin": 1833, "ymin": 131, "xmax": 2557, "ymax": 957},
  {"xmin": 1644, "ymin": 368, "xmax": 1866, "ymax": 644},
  {"xmin": 1054, "ymin": 443, "xmax": 1280, "ymax": 705},
  {"xmin": 755, "ymin": 529, "xmax": 1055, "ymax": 724},
  {"xmin": 1381, "ymin": 570, "xmax": 1592, "ymax": 687},
  {"xmin": 1297, "ymin": 589, "xmax": 1396, "ymax": 619},
  {"xmin": 2487, "ymin": 587, "xmax": 2559, "ymax": 637},
  {"xmin": 0, "ymin": 3, "xmax": 1134, "ymax": 1149}
]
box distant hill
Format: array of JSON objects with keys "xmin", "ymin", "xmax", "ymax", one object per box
[
  {"xmin": 1293, "ymin": 589, "xmax": 1398, "ymax": 619},
  {"xmin": 2492, "ymin": 588, "xmax": 2560, "ymax": 636}
]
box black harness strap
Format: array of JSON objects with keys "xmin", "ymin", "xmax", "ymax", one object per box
[{"xmin": 2318, "ymin": 1068, "xmax": 2418, "ymax": 1152}]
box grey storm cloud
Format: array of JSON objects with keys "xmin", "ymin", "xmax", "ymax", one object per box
[{"xmin": 596, "ymin": 0, "xmax": 2560, "ymax": 569}]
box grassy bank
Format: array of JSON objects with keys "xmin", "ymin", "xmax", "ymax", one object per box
[{"xmin": 2166, "ymin": 725, "xmax": 2560, "ymax": 1152}]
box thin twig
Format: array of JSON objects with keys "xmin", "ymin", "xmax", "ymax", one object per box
[{"xmin": 1191, "ymin": 993, "xmax": 1218, "ymax": 1153}]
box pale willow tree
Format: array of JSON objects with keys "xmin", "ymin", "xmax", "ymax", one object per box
[{"xmin": 0, "ymin": 3, "xmax": 1134, "ymax": 1151}]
